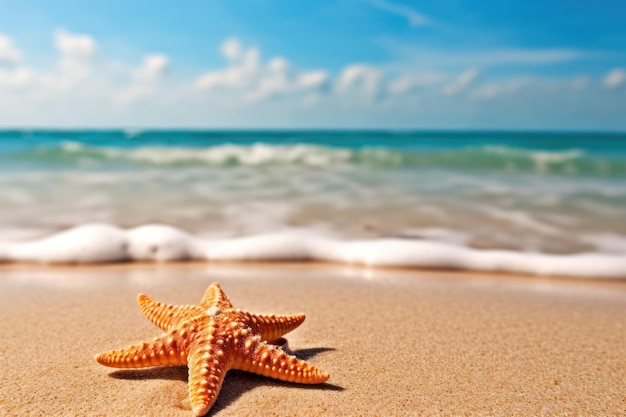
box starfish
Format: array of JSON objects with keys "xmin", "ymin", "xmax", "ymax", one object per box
[{"xmin": 95, "ymin": 282, "xmax": 329, "ymax": 416}]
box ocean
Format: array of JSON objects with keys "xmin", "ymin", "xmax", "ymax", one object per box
[{"xmin": 1, "ymin": 129, "xmax": 625, "ymax": 278}]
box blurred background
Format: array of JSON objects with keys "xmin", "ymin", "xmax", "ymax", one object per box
[
  {"xmin": 0, "ymin": 1, "xmax": 625, "ymax": 274},
  {"xmin": 1, "ymin": 0, "xmax": 625, "ymax": 128}
]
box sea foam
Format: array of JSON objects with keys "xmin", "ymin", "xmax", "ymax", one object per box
[
  {"xmin": 1, "ymin": 224, "xmax": 625, "ymax": 279},
  {"xmin": 13, "ymin": 141, "xmax": 624, "ymax": 176}
]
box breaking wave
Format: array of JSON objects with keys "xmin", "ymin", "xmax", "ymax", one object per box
[{"xmin": 4, "ymin": 141, "xmax": 626, "ymax": 176}]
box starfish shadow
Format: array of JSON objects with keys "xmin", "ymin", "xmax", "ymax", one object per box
[
  {"xmin": 211, "ymin": 372, "xmax": 343, "ymax": 415},
  {"xmin": 209, "ymin": 347, "xmax": 342, "ymax": 415},
  {"xmin": 287, "ymin": 347, "xmax": 335, "ymax": 360},
  {"xmin": 109, "ymin": 365, "xmax": 188, "ymax": 382}
]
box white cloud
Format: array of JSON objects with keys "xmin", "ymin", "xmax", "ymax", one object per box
[
  {"xmin": 0, "ymin": 67, "xmax": 36, "ymax": 89},
  {"xmin": 389, "ymin": 72, "xmax": 446, "ymax": 95},
  {"xmin": 380, "ymin": 39, "xmax": 586, "ymax": 72},
  {"xmin": 369, "ymin": 0, "xmax": 430, "ymax": 27},
  {"xmin": 133, "ymin": 54, "xmax": 170, "ymax": 82},
  {"xmin": 0, "ymin": 31, "xmax": 625, "ymax": 129},
  {"xmin": 244, "ymin": 56, "xmax": 289, "ymax": 101},
  {"xmin": 442, "ymin": 68, "xmax": 479, "ymax": 95},
  {"xmin": 116, "ymin": 54, "xmax": 171, "ymax": 105},
  {"xmin": 603, "ymin": 68, "xmax": 625, "ymax": 89},
  {"xmin": 54, "ymin": 29, "xmax": 97, "ymax": 62},
  {"xmin": 477, "ymin": 49, "xmax": 584, "ymax": 66},
  {"xmin": 247, "ymin": 63, "xmax": 329, "ymax": 102},
  {"xmin": 48, "ymin": 29, "xmax": 100, "ymax": 91},
  {"xmin": 469, "ymin": 78, "xmax": 531, "ymax": 101},
  {"xmin": 0, "ymin": 35, "xmax": 21, "ymax": 64},
  {"xmin": 221, "ymin": 37, "xmax": 244, "ymax": 62},
  {"xmin": 337, "ymin": 64, "xmax": 383, "ymax": 103},
  {"xmin": 0, "ymin": 30, "xmax": 100, "ymax": 99},
  {"xmin": 195, "ymin": 38, "xmax": 260, "ymax": 90},
  {"xmin": 195, "ymin": 38, "xmax": 329, "ymax": 103},
  {"xmin": 298, "ymin": 70, "xmax": 329, "ymax": 90}
]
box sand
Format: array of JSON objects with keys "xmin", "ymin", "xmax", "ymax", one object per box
[{"xmin": 0, "ymin": 262, "xmax": 625, "ymax": 416}]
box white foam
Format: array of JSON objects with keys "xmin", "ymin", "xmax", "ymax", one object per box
[
  {"xmin": 1, "ymin": 224, "xmax": 625, "ymax": 278},
  {"xmin": 63, "ymin": 143, "xmax": 353, "ymax": 167},
  {"xmin": 205, "ymin": 232, "xmax": 319, "ymax": 261},
  {"xmin": 60, "ymin": 141, "xmax": 84, "ymax": 152},
  {"xmin": 126, "ymin": 224, "xmax": 203, "ymax": 261},
  {"xmin": 6, "ymin": 224, "xmax": 129, "ymax": 264},
  {"xmin": 529, "ymin": 150, "xmax": 583, "ymax": 174},
  {"xmin": 484, "ymin": 146, "xmax": 584, "ymax": 174}
]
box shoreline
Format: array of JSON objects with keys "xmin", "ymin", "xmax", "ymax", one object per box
[
  {"xmin": 1, "ymin": 262, "xmax": 625, "ymax": 416},
  {"xmin": 3, "ymin": 223, "xmax": 626, "ymax": 280},
  {"xmin": 1, "ymin": 259, "xmax": 625, "ymax": 288}
]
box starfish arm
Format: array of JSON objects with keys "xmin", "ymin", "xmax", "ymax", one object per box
[
  {"xmin": 187, "ymin": 343, "xmax": 228, "ymax": 416},
  {"xmin": 233, "ymin": 339, "xmax": 329, "ymax": 384},
  {"xmin": 95, "ymin": 333, "xmax": 188, "ymax": 368},
  {"xmin": 137, "ymin": 294, "xmax": 204, "ymax": 331},
  {"xmin": 246, "ymin": 312, "xmax": 306, "ymax": 342},
  {"xmin": 200, "ymin": 282, "xmax": 233, "ymax": 310}
]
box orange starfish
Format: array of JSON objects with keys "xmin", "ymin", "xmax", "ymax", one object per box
[{"xmin": 95, "ymin": 282, "xmax": 329, "ymax": 416}]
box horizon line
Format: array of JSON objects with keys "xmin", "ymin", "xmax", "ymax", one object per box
[{"xmin": 1, "ymin": 127, "xmax": 625, "ymax": 134}]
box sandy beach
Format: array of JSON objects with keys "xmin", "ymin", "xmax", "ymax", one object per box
[
  {"xmin": 2, "ymin": 2, "xmax": 626, "ymax": 415},
  {"xmin": 1, "ymin": 263, "xmax": 625, "ymax": 416}
]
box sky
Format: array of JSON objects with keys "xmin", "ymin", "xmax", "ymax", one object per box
[{"xmin": 0, "ymin": 0, "xmax": 625, "ymax": 130}]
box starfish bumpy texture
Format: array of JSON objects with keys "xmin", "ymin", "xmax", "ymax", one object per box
[{"xmin": 95, "ymin": 282, "xmax": 329, "ymax": 416}]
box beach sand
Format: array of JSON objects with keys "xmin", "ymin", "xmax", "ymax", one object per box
[{"xmin": 0, "ymin": 263, "xmax": 625, "ymax": 416}]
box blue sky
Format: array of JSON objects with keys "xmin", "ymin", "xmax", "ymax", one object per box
[{"xmin": 0, "ymin": 0, "xmax": 625, "ymax": 129}]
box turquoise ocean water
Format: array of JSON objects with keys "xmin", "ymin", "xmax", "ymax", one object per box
[{"xmin": 1, "ymin": 130, "xmax": 625, "ymax": 276}]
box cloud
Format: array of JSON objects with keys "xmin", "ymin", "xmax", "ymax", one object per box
[
  {"xmin": 246, "ymin": 59, "xmax": 330, "ymax": 102},
  {"xmin": 133, "ymin": 54, "xmax": 169, "ymax": 82},
  {"xmin": 477, "ymin": 49, "xmax": 584, "ymax": 66},
  {"xmin": 442, "ymin": 68, "xmax": 479, "ymax": 95},
  {"xmin": 54, "ymin": 29, "xmax": 97, "ymax": 62},
  {"xmin": 379, "ymin": 38, "xmax": 586, "ymax": 72},
  {"xmin": 49, "ymin": 29, "xmax": 100, "ymax": 90},
  {"xmin": 388, "ymin": 72, "xmax": 446, "ymax": 95},
  {"xmin": 195, "ymin": 38, "xmax": 260, "ymax": 90},
  {"xmin": 195, "ymin": 38, "xmax": 329, "ymax": 103},
  {"xmin": 0, "ymin": 30, "xmax": 625, "ymax": 129},
  {"xmin": 369, "ymin": 0, "xmax": 430, "ymax": 27},
  {"xmin": 221, "ymin": 37, "xmax": 245, "ymax": 62},
  {"xmin": 116, "ymin": 54, "xmax": 170, "ymax": 105},
  {"xmin": 336, "ymin": 64, "xmax": 384, "ymax": 103},
  {"xmin": 0, "ymin": 35, "xmax": 21, "ymax": 64},
  {"xmin": 603, "ymin": 68, "xmax": 625, "ymax": 89},
  {"xmin": 243, "ymin": 56, "xmax": 288, "ymax": 101},
  {"xmin": 0, "ymin": 67, "xmax": 36, "ymax": 90},
  {"xmin": 0, "ymin": 29, "xmax": 100, "ymax": 98},
  {"xmin": 469, "ymin": 78, "xmax": 531, "ymax": 101}
]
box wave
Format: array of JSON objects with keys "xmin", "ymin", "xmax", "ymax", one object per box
[
  {"xmin": 3, "ymin": 141, "xmax": 626, "ymax": 176},
  {"xmin": 1, "ymin": 224, "xmax": 625, "ymax": 279}
]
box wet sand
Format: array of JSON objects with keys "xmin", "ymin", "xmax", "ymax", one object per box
[{"xmin": 0, "ymin": 263, "xmax": 625, "ymax": 416}]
